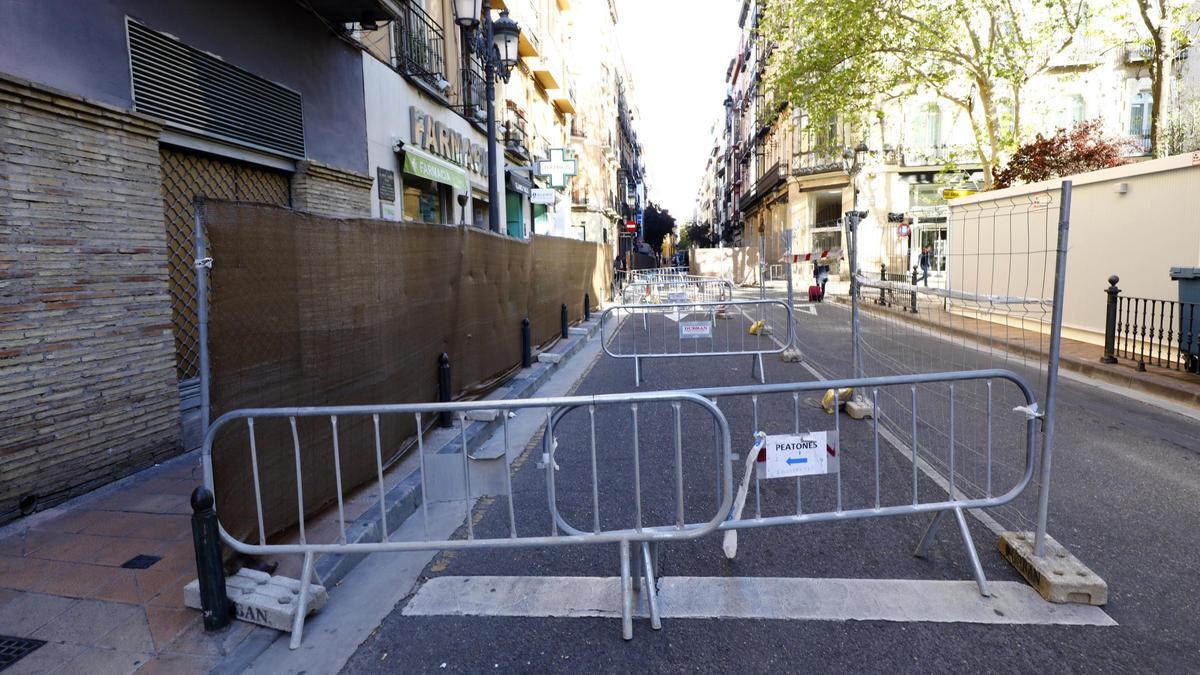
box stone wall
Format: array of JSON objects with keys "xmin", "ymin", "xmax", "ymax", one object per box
[
  {"xmin": 291, "ymin": 160, "xmax": 374, "ymax": 219},
  {"xmin": 0, "ymin": 74, "xmax": 181, "ymax": 523}
]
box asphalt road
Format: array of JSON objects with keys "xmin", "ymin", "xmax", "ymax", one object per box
[{"xmin": 344, "ymin": 290, "xmax": 1200, "ymax": 673}]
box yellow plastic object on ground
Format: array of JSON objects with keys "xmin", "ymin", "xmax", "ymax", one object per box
[
  {"xmin": 748, "ymin": 320, "xmax": 765, "ymax": 335},
  {"xmin": 821, "ymin": 387, "xmax": 854, "ymax": 414}
]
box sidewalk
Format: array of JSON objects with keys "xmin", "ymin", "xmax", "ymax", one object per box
[
  {"xmin": 0, "ymin": 452, "xmax": 252, "ymax": 674},
  {"xmin": 830, "ymin": 291, "xmax": 1200, "ymax": 409}
]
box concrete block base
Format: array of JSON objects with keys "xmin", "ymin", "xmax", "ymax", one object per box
[
  {"xmin": 779, "ymin": 348, "xmax": 803, "ymax": 363},
  {"xmin": 185, "ymin": 568, "xmax": 328, "ymax": 631},
  {"xmin": 844, "ymin": 397, "xmax": 875, "ymax": 420},
  {"xmin": 998, "ymin": 531, "xmax": 1108, "ymax": 605},
  {"xmin": 537, "ymin": 352, "xmax": 563, "ymax": 365},
  {"xmin": 465, "ymin": 409, "xmax": 498, "ymax": 422}
]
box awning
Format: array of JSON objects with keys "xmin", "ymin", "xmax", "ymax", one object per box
[
  {"xmin": 507, "ymin": 171, "xmax": 533, "ymax": 196},
  {"xmin": 401, "ymin": 145, "xmax": 468, "ymax": 193}
]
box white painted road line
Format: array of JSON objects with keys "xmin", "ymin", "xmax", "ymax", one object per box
[{"xmin": 403, "ymin": 576, "xmax": 1115, "ymax": 626}]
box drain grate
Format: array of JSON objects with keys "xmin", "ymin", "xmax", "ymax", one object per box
[
  {"xmin": 121, "ymin": 555, "xmax": 162, "ymax": 570},
  {"xmin": 0, "ymin": 636, "xmax": 45, "ymax": 671}
]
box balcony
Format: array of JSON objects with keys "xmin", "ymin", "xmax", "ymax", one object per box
[
  {"xmin": 458, "ymin": 56, "xmax": 487, "ymax": 122},
  {"xmin": 1125, "ymin": 133, "xmax": 1152, "ymax": 156},
  {"xmin": 1125, "ymin": 43, "xmax": 1154, "ymax": 63},
  {"xmin": 900, "ymin": 144, "xmax": 978, "ymax": 167},
  {"xmin": 526, "ymin": 49, "xmax": 564, "ymax": 90},
  {"xmin": 1049, "ymin": 37, "xmax": 1103, "ymax": 68},
  {"xmin": 791, "ymin": 151, "xmax": 844, "ymax": 176},
  {"xmin": 392, "ymin": 2, "xmax": 447, "ymax": 91}
]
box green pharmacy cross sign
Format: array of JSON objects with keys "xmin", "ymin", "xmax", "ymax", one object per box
[{"xmin": 535, "ymin": 148, "xmax": 577, "ymax": 188}]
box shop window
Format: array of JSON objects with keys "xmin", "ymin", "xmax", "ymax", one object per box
[{"xmin": 403, "ymin": 175, "xmax": 445, "ymax": 223}]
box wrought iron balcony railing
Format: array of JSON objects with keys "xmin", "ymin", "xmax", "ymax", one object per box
[{"xmin": 393, "ymin": 2, "xmax": 447, "ymax": 90}]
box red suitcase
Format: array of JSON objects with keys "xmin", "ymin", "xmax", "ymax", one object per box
[{"xmin": 808, "ymin": 285, "xmax": 823, "ymax": 301}]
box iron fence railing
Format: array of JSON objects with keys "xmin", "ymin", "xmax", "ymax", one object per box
[
  {"xmin": 458, "ymin": 56, "xmax": 486, "ymax": 120},
  {"xmin": 1103, "ymin": 276, "xmax": 1200, "ymax": 373},
  {"xmin": 393, "ymin": 2, "xmax": 447, "ymax": 89}
]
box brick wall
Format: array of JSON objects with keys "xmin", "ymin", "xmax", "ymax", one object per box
[
  {"xmin": 291, "ymin": 160, "xmax": 374, "ymax": 219},
  {"xmin": 0, "ymin": 74, "xmax": 181, "ymax": 523}
]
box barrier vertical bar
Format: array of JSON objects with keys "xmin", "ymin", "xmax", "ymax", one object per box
[
  {"xmin": 193, "ymin": 198, "xmax": 211, "ymax": 438},
  {"xmin": 1034, "ymin": 180, "xmax": 1071, "ymax": 558}
]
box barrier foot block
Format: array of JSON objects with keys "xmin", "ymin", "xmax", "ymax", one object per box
[
  {"xmin": 997, "ymin": 531, "xmax": 1108, "ymax": 606},
  {"xmin": 185, "ymin": 568, "xmax": 328, "ymax": 631},
  {"xmin": 844, "ymin": 397, "xmax": 874, "ymax": 420},
  {"xmin": 537, "ymin": 352, "xmax": 564, "ymax": 364},
  {"xmin": 779, "ymin": 348, "xmax": 803, "ymax": 363}
]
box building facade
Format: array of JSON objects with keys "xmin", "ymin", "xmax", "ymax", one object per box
[{"xmin": 699, "ymin": 0, "xmax": 1200, "ymax": 285}]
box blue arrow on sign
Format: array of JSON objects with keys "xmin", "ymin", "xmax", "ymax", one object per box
[{"xmin": 786, "ymin": 457, "xmax": 808, "ymax": 465}]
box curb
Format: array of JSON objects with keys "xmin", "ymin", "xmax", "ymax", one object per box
[
  {"xmin": 829, "ymin": 295, "xmax": 1200, "ymax": 409},
  {"xmin": 313, "ymin": 314, "xmax": 605, "ymax": 588}
]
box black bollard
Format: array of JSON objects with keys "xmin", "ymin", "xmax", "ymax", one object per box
[
  {"xmin": 191, "ymin": 487, "xmax": 231, "ymax": 631},
  {"xmin": 910, "ymin": 267, "xmax": 919, "ymax": 314},
  {"xmin": 584, "ymin": 293, "xmax": 591, "ymax": 321},
  {"xmin": 561, "ymin": 303, "xmax": 569, "ymax": 340},
  {"xmin": 521, "ymin": 318, "xmax": 532, "ymax": 368},
  {"xmin": 1101, "ymin": 275, "xmax": 1120, "ymax": 364},
  {"xmin": 438, "ymin": 352, "xmax": 452, "ymax": 428}
]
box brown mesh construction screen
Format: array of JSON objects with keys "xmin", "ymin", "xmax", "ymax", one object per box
[
  {"xmin": 203, "ymin": 201, "xmax": 610, "ymax": 543},
  {"xmin": 160, "ymin": 148, "xmax": 290, "ymax": 381}
]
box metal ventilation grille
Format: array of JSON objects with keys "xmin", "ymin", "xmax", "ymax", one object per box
[{"xmin": 128, "ymin": 19, "xmax": 305, "ymax": 158}]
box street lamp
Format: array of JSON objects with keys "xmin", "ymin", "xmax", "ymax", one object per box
[
  {"xmin": 453, "ymin": 0, "xmax": 520, "ymax": 234},
  {"xmin": 842, "ymin": 139, "xmax": 872, "ymax": 394}
]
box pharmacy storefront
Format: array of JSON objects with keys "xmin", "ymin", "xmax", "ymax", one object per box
[{"xmin": 363, "ymin": 54, "xmax": 494, "ymax": 227}]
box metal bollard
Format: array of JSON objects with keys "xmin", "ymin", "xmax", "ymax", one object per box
[
  {"xmin": 1101, "ymin": 275, "xmax": 1120, "ymax": 364},
  {"xmin": 191, "ymin": 487, "xmax": 231, "ymax": 631},
  {"xmin": 561, "ymin": 303, "xmax": 569, "ymax": 340},
  {"xmin": 438, "ymin": 352, "xmax": 452, "ymax": 428},
  {"xmin": 878, "ymin": 262, "xmax": 887, "ymax": 306},
  {"xmin": 910, "ymin": 267, "xmax": 919, "ymax": 314},
  {"xmin": 521, "ymin": 318, "xmax": 532, "ymax": 368},
  {"xmin": 584, "ymin": 293, "xmax": 591, "ymax": 321}
]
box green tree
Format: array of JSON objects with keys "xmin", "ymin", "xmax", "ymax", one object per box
[
  {"xmin": 761, "ymin": 0, "xmax": 1087, "ymax": 187},
  {"xmin": 1121, "ymin": 0, "xmax": 1199, "ymax": 156}
]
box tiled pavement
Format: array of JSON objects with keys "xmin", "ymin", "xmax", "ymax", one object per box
[{"xmin": 0, "ymin": 452, "xmax": 261, "ymax": 674}]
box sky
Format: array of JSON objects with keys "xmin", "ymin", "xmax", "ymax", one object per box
[{"xmin": 614, "ymin": 0, "xmax": 743, "ymax": 224}]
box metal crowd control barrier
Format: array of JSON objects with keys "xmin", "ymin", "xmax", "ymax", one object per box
[
  {"xmin": 620, "ymin": 277, "xmax": 734, "ymax": 306},
  {"xmin": 201, "ymin": 391, "xmax": 733, "ymax": 645},
  {"xmin": 545, "ymin": 369, "xmax": 1039, "ymax": 596},
  {"xmin": 601, "ymin": 299, "xmax": 794, "ymax": 385}
]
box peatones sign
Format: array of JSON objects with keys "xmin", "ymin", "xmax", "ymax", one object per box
[{"xmin": 410, "ymin": 107, "xmax": 488, "ymax": 177}]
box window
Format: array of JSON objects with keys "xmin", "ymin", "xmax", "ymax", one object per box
[
  {"xmin": 403, "ymin": 175, "xmax": 445, "ymax": 223},
  {"xmin": 1130, "ymin": 90, "xmax": 1152, "ymax": 150},
  {"xmin": 911, "ymin": 103, "xmax": 942, "ymax": 148}
]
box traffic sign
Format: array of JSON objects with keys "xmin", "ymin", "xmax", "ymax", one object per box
[
  {"xmin": 625, "ymin": 220, "xmax": 637, "ymax": 231},
  {"xmin": 679, "ymin": 321, "xmax": 712, "ymax": 338}
]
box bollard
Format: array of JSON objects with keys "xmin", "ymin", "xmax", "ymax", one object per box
[
  {"xmin": 910, "ymin": 267, "xmax": 919, "ymax": 314},
  {"xmin": 438, "ymin": 352, "xmax": 452, "ymax": 428},
  {"xmin": 561, "ymin": 303, "xmax": 569, "ymax": 340},
  {"xmin": 584, "ymin": 293, "xmax": 591, "ymax": 321},
  {"xmin": 1101, "ymin": 275, "xmax": 1120, "ymax": 364},
  {"xmin": 191, "ymin": 487, "xmax": 231, "ymax": 631},
  {"xmin": 878, "ymin": 262, "xmax": 888, "ymax": 306},
  {"xmin": 521, "ymin": 318, "xmax": 532, "ymax": 368}
]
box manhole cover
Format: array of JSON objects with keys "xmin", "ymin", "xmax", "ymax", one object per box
[
  {"xmin": 0, "ymin": 636, "xmax": 45, "ymax": 671},
  {"xmin": 121, "ymin": 554, "xmax": 162, "ymax": 570}
]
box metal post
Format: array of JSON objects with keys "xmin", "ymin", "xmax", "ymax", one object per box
[
  {"xmin": 561, "ymin": 303, "xmax": 569, "ymax": 339},
  {"xmin": 910, "ymin": 266, "xmax": 918, "ymax": 314},
  {"xmin": 193, "ymin": 198, "xmax": 211, "ymax": 437},
  {"xmin": 483, "ymin": 0, "xmax": 501, "ymax": 235},
  {"xmin": 1035, "ymin": 180, "xmax": 1072, "ymax": 557},
  {"xmin": 847, "ymin": 209, "xmax": 864, "ymax": 379},
  {"xmin": 1102, "ymin": 275, "xmax": 1120, "ymax": 364},
  {"xmin": 438, "ymin": 353, "xmax": 452, "ymax": 428},
  {"xmin": 584, "ymin": 293, "xmax": 591, "ymax": 321},
  {"xmin": 190, "ymin": 487, "xmax": 230, "ymax": 631},
  {"xmin": 521, "ymin": 318, "xmax": 531, "ymax": 368}
]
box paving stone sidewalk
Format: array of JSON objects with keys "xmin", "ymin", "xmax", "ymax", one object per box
[{"xmin": 0, "ymin": 452, "xmax": 252, "ymax": 674}]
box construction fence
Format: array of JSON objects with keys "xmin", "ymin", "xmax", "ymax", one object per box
[{"xmin": 197, "ymin": 200, "xmax": 611, "ymax": 549}]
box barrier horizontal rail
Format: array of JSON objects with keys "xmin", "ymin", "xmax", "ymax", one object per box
[
  {"xmin": 544, "ymin": 368, "xmax": 1039, "ymax": 596},
  {"xmin": 620, "ymin": 277, "xmax": 734, "ymax": 306},
  {"xmin": 201, "ymin": 390, "xmax": 733, "ymax": 644},
  {"xmin": 600, "ymin": 299, "xmax": 795, "ymax": 385}
]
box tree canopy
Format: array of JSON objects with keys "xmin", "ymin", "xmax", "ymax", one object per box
[{"xmin": 992, "ymin": 120, "xmax": 1129, "ymax": 188}]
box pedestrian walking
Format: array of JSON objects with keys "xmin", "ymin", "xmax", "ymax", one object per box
[
  {"xmin": 918, "ymin": 246, "xmax": 931, "ymax": 286},
  {"xmin": 816, "ymin": 262, "xmax": 829, "ymax": 301}
]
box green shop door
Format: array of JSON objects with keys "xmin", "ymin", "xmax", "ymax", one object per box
[
  {"xmin": 533, "ymin": 203, "xmax": 549, "ymax": 236},
  {"xmin": 506, "ymin": 190, "xmax": 524, "ymax": 238}
]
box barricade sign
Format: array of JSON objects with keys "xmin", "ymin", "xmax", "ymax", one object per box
[
  {"xmin": 763, "ymin": 432, "xmax": 836, "ymax": 478},
  {"xmin": 667, "ymin": 291, "xmax": 689, "ymax": 303},
  {"xmin": 680, "ymin": 321, "xmax": 713, "ymax": 339}
]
